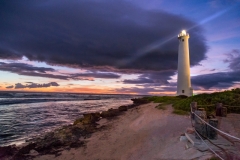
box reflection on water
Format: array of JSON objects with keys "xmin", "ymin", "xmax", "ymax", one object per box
[{"xmin": 0, "ymin": 96, "xmax": 137, "ymax": 146}]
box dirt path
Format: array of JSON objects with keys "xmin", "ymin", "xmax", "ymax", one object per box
[{"xmin": 34, "ymin": 103, "xmax": 213, "ymax": 160}]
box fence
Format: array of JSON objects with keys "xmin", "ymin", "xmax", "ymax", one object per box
[{"xmin": 190, "ymin": 102, "xmax": 240, "ymax": 159}]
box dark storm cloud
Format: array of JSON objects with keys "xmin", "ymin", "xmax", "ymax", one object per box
[
  {"xmin": 0, "ymin": 62, "xmax": 120, "ymax": 80},
  {"xmin": 72, "ymin": 72, "xmax": 120, "ymax": 79},
  {"xmin": 123, "ymin": 78, "xmax": 155, "ymax": 84},
  {"xmin": 15, "ymin": 82, "xmax": 59, "ymax": 89},
  {"xmin": 0, "ymin": 62, "xmax": 69, "ymax": 80},
  {"xmin": 0, "ymin": 47, "xmax": 22, "ymax": 60},
  {"xmin": 0, "ymin": 62, "xmax": 55, "ymax": 73},
  {"xmin": 123, "ymin": 71, "xmax": 173, "ymax": 85},
  {"xmin": 0, "ymin": 0, "xmax": 207, "ymax": 77},
  {"xmin": 191, "ymin": 71, "xmax": 240, "ymax": 89},
  {"xmin": 224, "ymin": 49, "xmax": 240, "ymax": 71},
  {"xmin": 6, "ymin": 85, "xmax": 14, "ymax": 89},
  {"xmin": 192, "ymin": 49, "xmax": 240, "ymax": 89}
]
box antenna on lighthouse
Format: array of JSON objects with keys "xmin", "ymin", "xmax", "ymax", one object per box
[{"xmin": 177, "ymin": 30, "xmax": 193, "ymax": 96}]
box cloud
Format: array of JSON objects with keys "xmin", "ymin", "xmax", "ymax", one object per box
[
  {"xmin": 72, "ymin": 72, "xmax": 120, "ymax": 79},
  {"xmin": 6, "ymin": 85, "xmax": 14, "ymax": 89},
  {"xmin": 192, "ymin": 49, "xmax": 240, "ymax": 89},
  {"xmin": 123, "ymin": 71, "xmax": 173, "ymax": 85},
  {"xmin": 0, "ymin": 62, "xmax": 69, "ymax": 80},
  {"xmin": 15, "ymin": 82, "xmax": 60, "ymax": 89},
  {"xmin": 224, "ymin": 49, "xmax": 240, "ymax": 71},
  {"xmin": 0, "ymin": 62, "xmax": 55, "ymax": 73},
  {"xmin": 192, "ymin": 70, "xmax": 240, "ymax": 89},
  {"xmin": 0, "ymin": 0, "xmax": 207, "ymax": 76},
  {"xmin": 115, "ymin": 86, "xmax": 176, "ymax": 95},
  {"xmin": 115, "ymin": 87, "xmax": 161, "ymax": 95},
  {"xmin": 0, "ymin": 62, "xmax": 121, "ymax": 80}
]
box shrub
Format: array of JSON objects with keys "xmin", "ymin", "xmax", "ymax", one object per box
[{"xmin": 155, "ymin": 104, "xmax": 166, "ymax": 110}]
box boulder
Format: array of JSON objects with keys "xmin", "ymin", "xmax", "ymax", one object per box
[
  {"xmin": 18, "ymin": 143, "xmax": 36, "ymax": 154},
  {"xmin": 74, "ymin": 112, "xmax": 100, "ymax": 125},
  {"xmin": 131, "ymin": 98, "xmax": 149, "ymax": 105},
  {"xmin": 100, "ymin": 108, "xmax": 120, "ymax": 118},
  {"xmin": 118, "ymin": 105, "xmax": 128, "ymax": 111},
  {"xmin": 0, "ymin": 146, "xmax": 17, "ymax": 159}
]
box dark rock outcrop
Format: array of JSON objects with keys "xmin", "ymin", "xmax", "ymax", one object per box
[
  {"xmin": 0, "ymin": 145, "xmax": 17, "ymax": 159},
  {"xmin": 74, "ymin": 112, "xmax": 100, "ymax": 125},
  {"xmin": 118, "ymin": 105, "xmax": 128, "ymax": 111},
  {"xmin": 131, "ymin": 98, "xmax": 149, "ymax": 105},
  {"xmin": 100, "ymin": 108, "xmax": 120, "ymax": 118}
]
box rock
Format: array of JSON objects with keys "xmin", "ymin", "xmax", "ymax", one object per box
[
  {"xmin": 74, "ymin": 112, "xmax": 100, "ymax": 125},
  {"xmin": 35, "ymin": 139, "xmax": 63, "ymax": 153},
  {"xmin": 29, "ymin": 149, "xmax": 39, "ymax": 156},
  {"xmin": 127, "ymin": 104, "xmax": 137, "ymax": 109},
  {"xmin": 100, "ymin": 109, "xmax": 120, "ymax": 118},
  {"xmin": 18, "ymin": 143, "xmax": 36, "ymax": 154},
  {"xmin": 131, "ymin": 98, "xmax": 149, "ymax": 105},
  {"xmin": 0, "ymin": 145, "xmax": 17, "ymax": 159},
  {"xmin": 118, "ymin": 105, "xmax": 128, "ymax": 111},
  {"xmin": 73, "ymin": 117, "xmax": 84, "ymax": 125}
]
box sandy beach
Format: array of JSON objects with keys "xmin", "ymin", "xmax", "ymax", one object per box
[{"xmin": 33, "ymin": 102, "xmax": 213, "ymax": 160}]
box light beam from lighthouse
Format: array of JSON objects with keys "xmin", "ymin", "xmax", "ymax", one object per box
[{"xmin": 177, "ymin": 30, "xmax": 193, "ymax": 96}]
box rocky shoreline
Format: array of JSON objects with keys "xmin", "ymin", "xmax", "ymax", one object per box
[{"xmin": 0, "ymin": 98, "xmax": 149, "ymax": 160}]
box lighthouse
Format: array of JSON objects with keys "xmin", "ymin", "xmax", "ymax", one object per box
[{"xmin": 177, "ymin": 30, "xmax": 193, "ymax": 96}]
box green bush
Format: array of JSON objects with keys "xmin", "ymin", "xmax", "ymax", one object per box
[
  {"xmin": 145, "ymin": 88, "xmax": 240, "ymax": 114},
  {"xmin": 144, "ymin": 96, "xmax": 182, "ymax": 104},
  {"xmin": 155, "ymin": 104, "xmax": 166, "ymax": 110},
  {"xmin": 173, "ymin": 89, "xmax": 240, "ymax": 114}
]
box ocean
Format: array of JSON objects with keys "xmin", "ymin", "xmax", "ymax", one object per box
[{"xmin": 0, "ymin": 92, "xmax": 142, "ymax": 146}]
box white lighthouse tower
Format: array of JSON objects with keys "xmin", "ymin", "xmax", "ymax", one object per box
[{"xmin": 177, "ymin": 30, "xmax": 193, "ymax": 96}]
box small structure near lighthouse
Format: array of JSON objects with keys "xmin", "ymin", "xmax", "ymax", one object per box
[{"xmin": 177, "ymin": 30, "xmax": 193, "ymax": 96}]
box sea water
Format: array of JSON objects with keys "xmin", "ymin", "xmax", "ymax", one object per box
[{"xmin": 0, "ymin": 92, "xmax": 142, "ymax": 146}]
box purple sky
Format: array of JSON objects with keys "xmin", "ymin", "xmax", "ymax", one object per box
[{"xmin": 0, "ymin": 0, "xmax": 240, "ymax": 95}]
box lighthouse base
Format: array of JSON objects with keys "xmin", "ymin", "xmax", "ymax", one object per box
[{"xmin": 177, "ymin": 87, "xmax": 193, "ymax": 97}]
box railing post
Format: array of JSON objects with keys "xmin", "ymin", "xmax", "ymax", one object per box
[
  {"xmin": 195, "ymin": 109, "xmax": 207, "ymax": 139},
  {"xmin": 190, "ymin": 102, "xmax": 197, "ymax": 120},
  {"xmin": 207, "ymin": 119, "xmax": 218, "ymax": 139},
  {"xmin": 216, "ymin": 103, "xmax": 222, "ymax": 116},
  {"xmin": 221, "ymin": 107, "xmax": 227, "ymax": 117}
]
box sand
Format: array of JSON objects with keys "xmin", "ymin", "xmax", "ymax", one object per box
[{"xmin": 34, "ymin": 103, "xmax": 213, "ymax": 160}]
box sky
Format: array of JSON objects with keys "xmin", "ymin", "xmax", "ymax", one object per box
[{"xmin": 0, "ymin": 0, "xmax": 240, "ymax": 95}]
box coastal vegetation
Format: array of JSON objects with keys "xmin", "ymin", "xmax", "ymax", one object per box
[{"xmin": 146, "ymin": 88, "xmax": 240, "ymax": 114}]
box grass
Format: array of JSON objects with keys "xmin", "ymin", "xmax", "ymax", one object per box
[
  {"xmin": 144, "ymin": 96, "xmax": 184, "ymax": 104},
  {"xmin": 144, "ymin": 88, "xmax": 240, "ymax": 115},
  {"xmin": 155, "ymin": 104, "xmax": 166, "ymax": 110}
]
